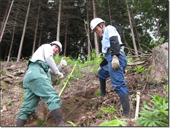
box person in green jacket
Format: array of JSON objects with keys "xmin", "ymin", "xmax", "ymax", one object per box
[{"xmin": 16, "ymin": 41, "xmax": 68, "ymax": 126}]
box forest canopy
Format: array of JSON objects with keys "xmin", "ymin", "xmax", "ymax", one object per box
[{"xmin": 0, "ymin": 0, "xmax": 168, "ymax": 61}]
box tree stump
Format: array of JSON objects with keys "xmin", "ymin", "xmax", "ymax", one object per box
[{"xmin": 150, "ymin": 42, "xmax": 168, "ymax": 83}]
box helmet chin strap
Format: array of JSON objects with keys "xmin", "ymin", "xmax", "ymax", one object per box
[{"xmin": 98, "ymin": 23, "xmax": 104, "ymax": 33}]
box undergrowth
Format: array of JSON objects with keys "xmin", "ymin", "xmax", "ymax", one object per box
[
  {"xmin": 54, "ymin": 50, "xmax": 169, "ymax": 127},
  {"xmin": 135, "ymin": 85, "xmax": 168, "ymax": 126},
  {"xmin": 54, "ymin": 52, "xmax": 102, "ymax": 86}
]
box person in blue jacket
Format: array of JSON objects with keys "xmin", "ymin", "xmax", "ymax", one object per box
[
  {"xmin": 90, "ymin": 18, "xmax": 130, "ymax": 118},
  {"xmin": 16, "ymin": 41, "xmax": 68, "ymax": 126}
]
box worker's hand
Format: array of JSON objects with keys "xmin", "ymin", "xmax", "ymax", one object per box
[
  {"xmin": 57, "ymin": 72, "xmax": 64, "ymax": 79},
  {"xmin": 112, "ymin": 55, "xmax": 120, "ymax": 70},
  {"xmin": 60, "ymin": 59, "xmax": 67, "ymax": 68}
]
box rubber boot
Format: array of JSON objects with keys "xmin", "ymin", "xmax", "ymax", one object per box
[
  {"xmin": 119, "ymin": 94, "xmax": 130, "ymax": 118},
  {"xmin": 99, "ymin": 78, "xmax": 106, "ymax": 97},
  {"xmin": 16, "ymin": 118, "xmax": 26, "ymax": 126},
  {"xmin": 51, "ymin": 108, "xmax": 69, "ymax": 126}
]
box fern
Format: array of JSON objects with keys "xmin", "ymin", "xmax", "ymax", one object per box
[{"xmin": 135, "ymin": 94, "xmax": 168, "ymax": 126}]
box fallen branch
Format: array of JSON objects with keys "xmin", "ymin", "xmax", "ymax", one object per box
[{"xmin": 127, "ymin": 61, "xmax": 145, "ymax": 66}]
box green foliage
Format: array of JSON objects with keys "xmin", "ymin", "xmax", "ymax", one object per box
[
  {"xmin": 99, "ymin": 120, "xmax": 119, "ymax": 126},
  {"xmin": 82, "ymin": 52, "xmax": 102, "ymax": 74},
  {"xmin": 100, "ymin": 106, "xmax": 115, "ymax": 116},
  {"xmin": 126, "ymin": 57, "xmax": 133, "ymax": 64},
  {"xmin": 151, "ymin": 38, "xmax": 165, "ymax": 48},
  {"xmin": 133, "ymin": 65, "xmax": 154, "ymax": 74},
  {"xmin": 55, "ymin": 52, "xmax": 102, "ymax": 85},
  {"xmin": 99, "ymin": 117, "xmax": 127, "ymax": 126},
  {"xmin": 67, "ymin": 121, "xmax": 77, "ymax": 126},
  {"xmin": 135, "ymin": 94, "xmax": 168, "ymax": 126},
  {"xmin": 94, "ymin": 89, "xmax": 100, "ymax": 96},
  {"xmin": 97, "ymin": 112, "xmax": 102, "ymax": 119},
  {"xmin": 1, "ymin": 70, "xmax": 5, "ymax": 76},
  {"xmin": 36, "ymin": 118, "xmax": 44, "ymax": 126},
  {"xmin": 163, "ymin": 84, "xmax": 168, "ymax": 93},
  {"xmin": 133, "ymin": 65, "xmax": 145, "ymax": 74},
  {"xmin": 73, "ymin": 65, "xmax": 83, "ymax": 79},
  {"xmin": 53, "ymin": 56, "xmax": 78, "ymax": 66},
  {"xmin": 97, "ymin": 106, "xmax": 116, "ymax": 120},
  {"xmin": 66, "ymin": 106, "xmax": 72, "ymax": 111},
  {"xmin": 1, "ymin": 0, "xmax": 169, "ymax": 61},
  {"xmin": 8, "ymin": 99, "xmax": 12, "ymax": 105}
]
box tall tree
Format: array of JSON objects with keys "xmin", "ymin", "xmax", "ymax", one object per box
[
  {"xmin": 126, "ymin": 0, "xmax": 138, "ymax": 56},
  {"xmin": 0, "ymin": 0, "xmax": 168, "ymax": 61},
  {"xmin": 0, "ymin": 0, "xmax": 14, "ymax": 43},
  {"xmin": 7, "ymin": 2, "xmax": 20, "ymax": 62},
  {"xmin": 131, "ymin": 10, "xmax": 142, "ymax": 53},
  {"xmin": 64, "ymin": 14, "xmax": 68, "ymax": 57},
  {"xmin": 0, "ymin": 0, "xmax": 10, "ymax": 36},
  {"xmin": 32, "ymin": 1, "xmax": 41, "ymax": 55},
  {"xmin": 86, "ymin": 0, "xmax": 92, "ymax": 60},
  {"xmin": 108, "ymin": 0, "xmax": 112, "ymax": 25},
  {"xmin": 92, "ymin": 0, "xmax": 99, "ymax": 55},
  {"xmin": 17, "ymin": 0, "xmax": 31, "ymax": 62},
  {"xmin": 56, "ymin": 0, "xmax": 61, "ymax": 41}
]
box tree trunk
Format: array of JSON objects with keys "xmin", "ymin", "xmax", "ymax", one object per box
[
  {"xmin": 17, "ymin": 0, "xmax": 31, "ymax": 62},
  {"xmin": 0, "ymin": 0, "xmax": 14, "ymax": 43},
  {"xmin": 38, "ymin": 25, "xmax": 43, "ymax": 47},
  {"xmin": 108, "ymin": 0, "xmax": 112, "ymax": 25},
  {"xmin": 7, "ymin": 3, "xmax": 20, "ymax": 62},
  {"xmin": 32, "ymin": 1, "xmax": 41, "ymax": 55},
  {"xmin": 64, "ymin": 15, "xmax": 68, "ymax": 57},
  {"xmin": 56, "ymin": 0, "xmax": 61, "ymax": 41},
  {"xmin": 92, "ymin": 0, "xmax": 99, "ymax": 55},
  {"xmin": 122, "ymin": 32, "xmax": 133, "ymax": 55},
  {"xmin": 38, "ymin": 17, "xmax": 44, "ymax": 47},
  {"xmin": 0, "ymin": 0, "xmax": 10, "ymax": 36},
  {"xmin": 131, "ymin": 10, "xmax": 142, "ymax": 53},
  {"xmin": 126, "ymin": 0, "xmax": 138, "ymax": 56},
  {"xmin": 4, "ymin": 45, "xmax": 8, "ymax": 60},
  {"xmin": 86, "ymin": 0, "xmax": 91, "ymax": 60}
]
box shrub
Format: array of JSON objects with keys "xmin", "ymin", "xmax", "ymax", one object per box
[{"xmin": 135, "ymin": 93, "xmax": 168, "ymax": 126}]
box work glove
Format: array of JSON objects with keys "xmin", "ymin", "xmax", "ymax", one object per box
[
  {"xmin": 60, "ymin": 58, "xmax": 67, "ymax": 68},
  {"xmin": 57, "ymin": 71, "xmax": 64, "ymax": 79},
  {"xmin": 112, "ymin": 55, "xmax": 120, "ymax": 70}
]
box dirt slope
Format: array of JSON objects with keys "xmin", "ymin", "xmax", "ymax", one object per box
[{"xmin": 0, "ymin": 61, "xmax": 168, "ymax": 126}]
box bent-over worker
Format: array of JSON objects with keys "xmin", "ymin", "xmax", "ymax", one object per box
[{"xmin": 16, "ymin": 41, "xmax": 68, "ymax": 126}]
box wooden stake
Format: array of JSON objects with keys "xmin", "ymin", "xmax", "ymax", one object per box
[{"xmin": 132, "ymin": 91, "xmax": 140, "ymax": 121}]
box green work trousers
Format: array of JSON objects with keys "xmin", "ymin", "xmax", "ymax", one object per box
[{"xmin": 18, "ymin": 60, "xmax": 62, "ymax": 120}]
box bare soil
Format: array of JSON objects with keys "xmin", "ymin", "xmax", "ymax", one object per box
[{"xmin": 0, "ymin": 61, "xmax": 168, "ymax": 126}]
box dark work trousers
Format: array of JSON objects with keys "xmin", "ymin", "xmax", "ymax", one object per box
[{"xmin": 98, "ymin": 52, "xmax": 129, "ymax": 96}]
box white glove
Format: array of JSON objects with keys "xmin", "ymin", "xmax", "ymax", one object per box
[
  {"xmin": 60, "ymin": 59, "xmax": 67, "ymax": 68},
  {"xmin": 57, "ymin": 72, "xmax": 64, "ymax": 79},
  {"xmin": 112, "ymin": 55, "xmax": 120, "ymax": 70}
]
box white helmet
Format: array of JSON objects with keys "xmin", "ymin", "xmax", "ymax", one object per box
[
  {"xmin": 90, "ymin": 18, "xmax": 105, "ymax": 31},
  {"xmin": 50, "ymin": 41, "xmax": 62, "ymax": 52}
]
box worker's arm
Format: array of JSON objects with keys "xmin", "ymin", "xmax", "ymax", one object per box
[{"xmin": 109, "ymin": 36, "xmax": 120, "ymax": 56}]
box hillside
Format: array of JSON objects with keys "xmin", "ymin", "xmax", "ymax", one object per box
[{"xmin": 0, "ymin": 57, "xmax": 168, "ymax": 126}]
